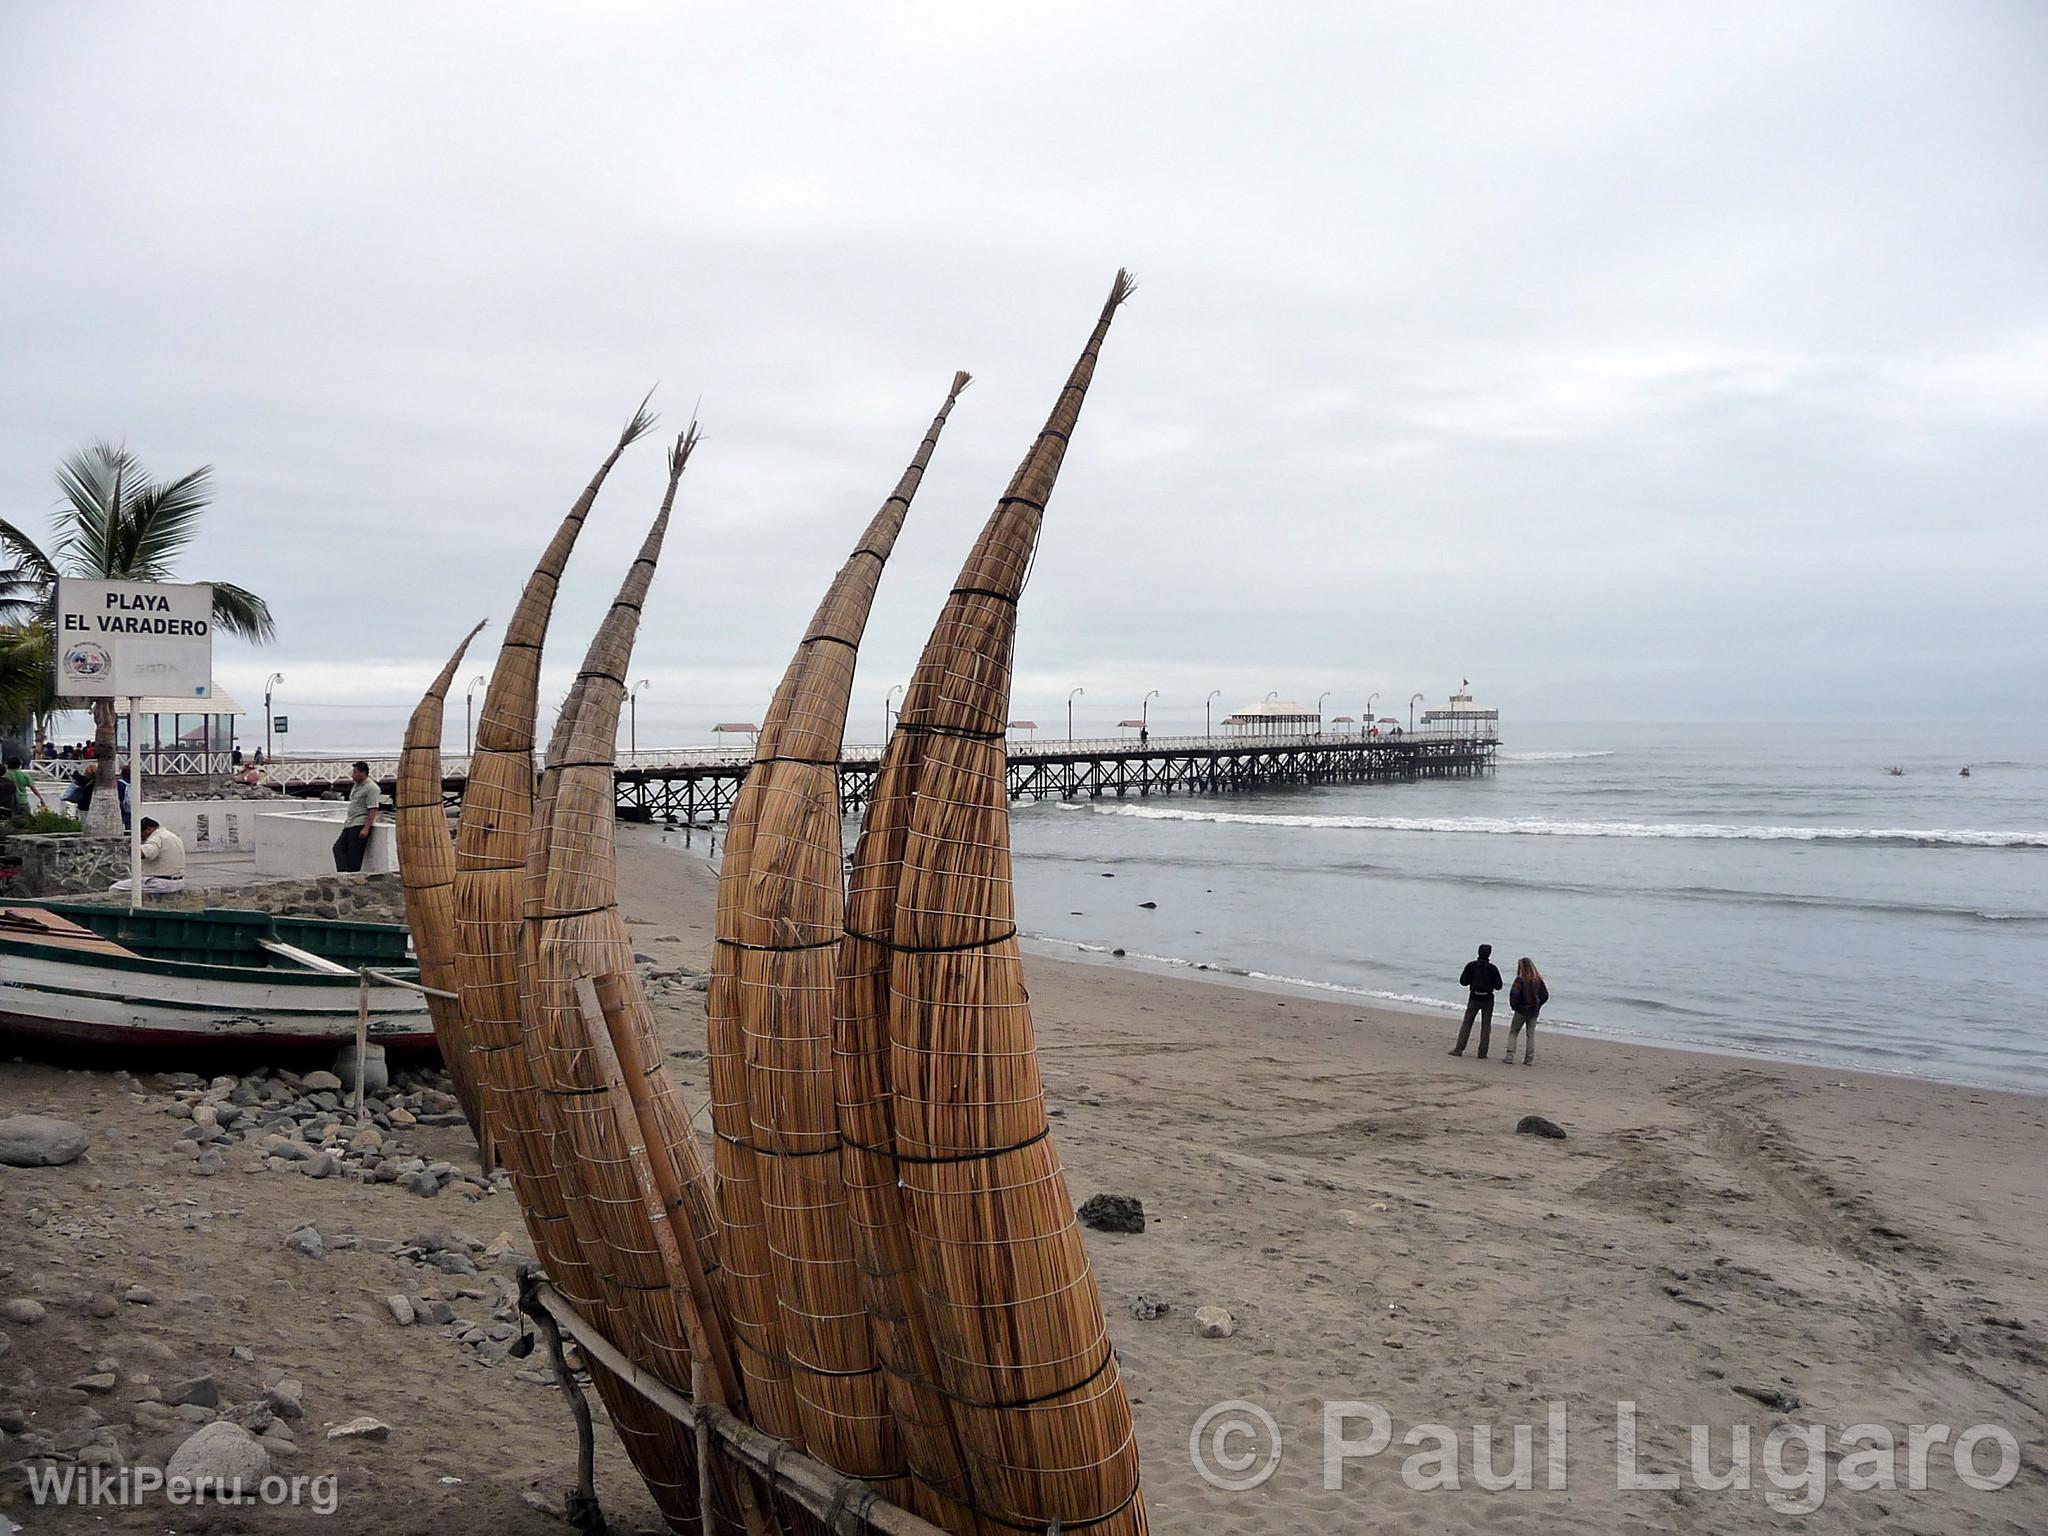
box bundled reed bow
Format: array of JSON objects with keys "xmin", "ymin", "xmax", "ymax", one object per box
[
  {"xmin": 840, "ymin": 271, "xmax": 1146, "ymax": 1535},
  {"xmin": 448, "ymin": 396, "xmax": 714, "ymax": 1532},
  {"xmin": 395, "ymin": 618, "xmax": 489, "ymax": 1145},
  {"xmin": 709, "ymin": 373, "xmax": 972, "ymax": 1506}
]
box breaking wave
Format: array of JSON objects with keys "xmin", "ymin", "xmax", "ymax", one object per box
[{"xmin": 1088, "ymin": 804, "xmax": 2048, "ymax": 848}]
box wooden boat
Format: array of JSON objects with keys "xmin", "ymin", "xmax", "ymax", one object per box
[{"xmin": 0, "ymin": 901, "xmax": 435, "ymax": 1051}]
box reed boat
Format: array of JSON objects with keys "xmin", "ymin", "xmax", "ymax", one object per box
[{"xmin": 0, "ymin": 901, "xmax": 434, "ymax": 1051}]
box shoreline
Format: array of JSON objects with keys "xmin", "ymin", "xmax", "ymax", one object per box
[{"xmin": 634, "ymin": 825, "xmax": 2048, "ymax": 1104}]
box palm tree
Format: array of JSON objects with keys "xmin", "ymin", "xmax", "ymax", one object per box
[{"xmin": 1, "ymin": 442, "xmax": 275, "ymax": 834}]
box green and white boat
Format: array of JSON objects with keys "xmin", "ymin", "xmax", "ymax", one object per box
[{"xmin": 0, "ymin": 901, "xmax": 435, "ymax": 1053}]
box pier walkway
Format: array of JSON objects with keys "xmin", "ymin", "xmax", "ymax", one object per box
[{"xmin": 262, "ymin": 732, "xmax": 1497, "ymax": 824}]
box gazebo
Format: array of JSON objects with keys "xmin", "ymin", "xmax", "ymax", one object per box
[
  {"xmin": 111, "ymin": 687, "xmax": 245, "ymax": 776},
  {"xmin": 1419, "ymin": 685, "xmax": 1500, "ymax": 740},
  {"xmin": 1221, "ymin": 699, "xmax": 1320, "ymax": 738}
]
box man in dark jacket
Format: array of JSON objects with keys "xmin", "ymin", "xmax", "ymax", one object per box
[{"xmin": 1450, "ymin": 943, "xmax": 1504, "ymax": 1058}]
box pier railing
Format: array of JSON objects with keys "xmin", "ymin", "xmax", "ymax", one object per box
[{"xmin": 255, "ymin": 731, "xmax": 1498, "ymax": 823}]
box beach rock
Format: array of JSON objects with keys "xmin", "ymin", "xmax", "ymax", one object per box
[
  {"xmin": 1138, "ymin": 900, "xmax": 1157, "ymax": 909},
  {"xmin": 193, "ymin": 1148, "xmax": 226, "ymax": 1177},
  {"xmin": 0, "ymin": 1115, "xmax": 89, "ymax": 1167},
  {"xmin": 284, "ymin": 1226, "xmax": 326, "ymax": 1259},
  {"xmin": 264, "ymin": 1380, "xmax": 304, "ymax": 1420},
  {"xmin": 70, "ymin": 1372, "xmax": 118, "ymax": 1395},
  {"xmin": 407, "ymin": 1172, "xmax": 439, "ymax": 1198},
  {"xmin": 165, "ymin": 1375, "xmax": 220, "ymax": 1409},
  {"xmin": 386, "ymin": 1295, "xmax": 416, "ymax": 1326},
  {"xmin": 230, "ymin": 1345, "xmax": 257, "ymax": 1363},
  {"xmin": 166, "ymin": 1421, "xmax": 271, "ymax": 1487},
  {"xmin": 0, "ymin": 1299, "xmax": 46, "ymax": 1326},
  {"xmin": 333, "ymin": 1042, "xmax": 389, "ymax": 1096},
  {"xmin": 124, "ymin": 1285, "xmax": 158, "ymax": 1306},
  {"xmin": 87, "ymin": 1291, "xmax": 118, "ymax": 1318},
  {"xmin": 300, "ymin": 1151, "xmax": 337, "ymax": 1180},
  {"xmin": 1194, "ymin": 1306, "xmax": 1236, "ymax": 1339},
  {"xmin": 1733, "ymin": 1384, "xmax": 1801, "ymax": 1413},
  {"xmin": 1111, "ymin": 948, "xmax": 1126, "ymax": 957},
  {"xmin": 1515, "ymin": 1115, "xmax": 1568, "ymax": 1140},
  {"xmin": 300, "ymin": 1070, "xmax": 343, "ymax": 1093},
  {"xmin": 326, "ymin": 1415, "xmax": 391, "ymax": 1442},
  {"xmin": 1130, "ymin": 1295, "xmax": 1170, "ymax": 1321},
  {"xmin": 1078, "ymin": 1194, "xmax": 1146, "ymax": 1234}
]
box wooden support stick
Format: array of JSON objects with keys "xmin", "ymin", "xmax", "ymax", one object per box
[
  {"xmin": 528, "ymin": 1280, "xmax": 949, "ymax": 1536},
  {"xmin": 353, "ymin": 971, "xmax": 370, "ymax": 1124}
]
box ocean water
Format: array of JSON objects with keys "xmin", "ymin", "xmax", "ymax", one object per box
[{"xmin": 1002, "ymin": 723, "xmax": 2048, "ymax": 1094}]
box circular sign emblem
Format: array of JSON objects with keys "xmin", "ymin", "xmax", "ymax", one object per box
[{"xmin": 63, "ymin": 641, "xmax": 112, "ymax": 680}]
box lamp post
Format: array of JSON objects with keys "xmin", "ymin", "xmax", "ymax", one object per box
[
  {"xmin": 1068, "ymin": 687, "xmax": 1085, "ymax": 742},
  {"xmin": 262, "ymin": 673, "xmax": 283, "ymax": 760},
  {"xmin": 1410, "ymin": 691, "xmax": 1426, "ymax": 735},
  {"xmin": 886, "ymin": 684, "xmax": 904, "ymax": 742},
  {"xmin": 1366, "ymin": 692, "xmax": 1380, "ymax": 738},
  {"xmin": 1317, "ymin": 690, "xmax": 1331, "ymax": 736},
  {"xmin": 464, "ymin": 674, "xmax": 487, "ymax": 756},
  {"xmin": 1141, "ymin": 689, "xmax": 1159, "ymax": 741},
  {"xmin": 1205, "ymin": 688, "xmax": 1222, "ymax": 738},
  {"xmin": 630, "ymin": 679, "xmax": 650, "ymax": 755}
]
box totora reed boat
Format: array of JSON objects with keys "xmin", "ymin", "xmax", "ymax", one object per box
[{"xmin": 0, "ymin": 900, "xmax": 434, "ymax": 1051}]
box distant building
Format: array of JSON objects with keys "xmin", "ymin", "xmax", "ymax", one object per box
[{"xmin": 112, "ymin": 687, "xmax": 245, "ymax": 776}]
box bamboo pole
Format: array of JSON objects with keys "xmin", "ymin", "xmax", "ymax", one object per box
[{"xmin": 714, "ymin": 373, "xmax": 971, "ymax": 1497}]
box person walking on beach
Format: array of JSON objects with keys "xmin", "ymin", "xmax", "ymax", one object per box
[
  {"xmin": 1450, "ymin": 942, "xmax": 1504, "ymax": 1058},
  {"xmin": 334, "ymin": 760, "xmax": 380, "ymax": 871},
  {"xmin": 1504, "ymin": 957, "xmax": 1549, "ymax": 1065}
]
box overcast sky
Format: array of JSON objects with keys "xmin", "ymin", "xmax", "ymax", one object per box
[{"xmin": 4, "ymin": 2, "xmax": 2042, "ymax": 749}]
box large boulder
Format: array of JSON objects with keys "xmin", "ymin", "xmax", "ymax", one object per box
[
  {"xmin": 0, "ymin": 1115, "xmax": 89, "ymax": 1167},
  {"xmin": 333, "ymin": 1041, "xmax": 389, "ymax": 1096},
  {"xmin": 165, "ymin": 1421, "xmax": 272, "ymax": 1489}
]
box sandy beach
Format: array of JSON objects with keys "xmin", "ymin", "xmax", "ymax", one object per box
[{"xmin": 4, "ymin": 838, "xmax": 2044, "ymax": 1532}]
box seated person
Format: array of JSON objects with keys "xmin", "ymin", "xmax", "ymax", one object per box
[{"xmin": 110, "ymin": 817, "xmax": 187, "ymax": 894}]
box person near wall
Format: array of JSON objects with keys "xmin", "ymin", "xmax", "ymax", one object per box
[
  {"xmin": 110, "ymin": 817, "xmax": 187, "ymax": 894},
  {"xmin": 333, "ymin": 760, "xmax": 381, "ymax": 872}
]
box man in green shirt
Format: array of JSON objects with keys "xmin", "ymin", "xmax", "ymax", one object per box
[
  {"xmin": 5, "ymin": 757, "xmax": 45, "ymax": 816},
  {"xmin": 333, "ymin": 760, "xmax": 381, "ymax": 872}
]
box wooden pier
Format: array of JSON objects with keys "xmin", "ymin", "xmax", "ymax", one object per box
[{"xmin": 266, "ymin": 732, "xmax": 1496, "ymax": 824}]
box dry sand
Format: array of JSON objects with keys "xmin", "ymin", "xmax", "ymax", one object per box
[{"xmin": 3, "ymin": 835, "xmax": 2044, "ymax": 1532}]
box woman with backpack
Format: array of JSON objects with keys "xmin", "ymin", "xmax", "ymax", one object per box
[{"xmin": 1504, "ymin": 957, "xmax": 1549, "ymax": 1065}]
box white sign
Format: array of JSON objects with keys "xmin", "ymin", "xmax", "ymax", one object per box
[{"xmin": 54, "ymin": 579, "xmax": 215, "ymax": 699}]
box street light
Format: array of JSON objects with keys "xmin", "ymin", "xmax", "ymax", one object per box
[
  {"xmin": 1317, "ymin": 690, "xmax": 1331, "ymax": 736},
  {"xmin": 1365, "ymin": 692, "xmax": 1380, "ymax": 738},
  {"xmin": 1205, "ymin": 688, "xmax": 1222, "ymax": 737},
  {"xmin": 1410, "ymin": 691, "xmax": 1426, "ymax": 735},
  {"xmin": 262, "ymin": 673, "xmax": 283, "ymax": 760},
  {"xmin": 886, "ymin": 684, "xmax": 905, "ymax": 741},
  {"xmin": 630, "ymin": 679, "xmax": 650, "ymax": 755},
  {"xmin": 1068, "ymin": 687, "xmax": 1085, "ymax": 742},
  {"xmin": 1141, "ymin": 689, "xmax": 1159, "ymax": 739},
  {"xmin": 465, "ymin": 674, "xmax": 487, "ymax": 756}
]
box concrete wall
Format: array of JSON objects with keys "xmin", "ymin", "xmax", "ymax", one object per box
[
  {"xmin": 131, "ymin": 798, "xmax": 263, "ymax": 855},
  {"xmin": 256, "ymin": 808, "xmax": 398, "ymax": 877}
]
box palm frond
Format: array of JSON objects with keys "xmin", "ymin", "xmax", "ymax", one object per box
[
  {"xmin": 207, "ymin": 580, "xmax": 276, "ymax": 644},
  {"xmin": 115, "ymin": 466, "xmax": 214, "ymax": 577},
  {"xmin": 0, "ymin": 623, "xmax": 55, "ymax": 724},
  {"xmin": 0, "ymin": 516, "xmax": 59, "ymax": 625},
  {"xmin": 52, "ymin": 441, "xmax": 140, "ymax": 578}
]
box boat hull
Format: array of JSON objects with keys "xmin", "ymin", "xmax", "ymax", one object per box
[{"xmin": 0, "ymin": 944, "xmax": 437, "ymax": 1053}]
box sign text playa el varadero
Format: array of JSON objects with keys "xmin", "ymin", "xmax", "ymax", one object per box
[{"xmin": 61, "ymin": 590, "xmax": 212, "ymax": 639}]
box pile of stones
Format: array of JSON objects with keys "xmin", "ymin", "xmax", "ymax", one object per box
[{"xmin": 152, "ymin": 1064, "xmax": 505, "ymax": 1198}]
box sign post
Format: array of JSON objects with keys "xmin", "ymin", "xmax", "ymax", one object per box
[
  {"xmin": 53, "ymin": 580, "xmax": 213, "ymax": 901},
  {"xmin": 128, "ymin": 700, "xmax": 144, "ymax": 911}
]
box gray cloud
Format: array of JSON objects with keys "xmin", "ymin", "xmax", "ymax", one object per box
[{"xmin": 4, "ymin": 1, "xmax": 2042, "ymax": 750}]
